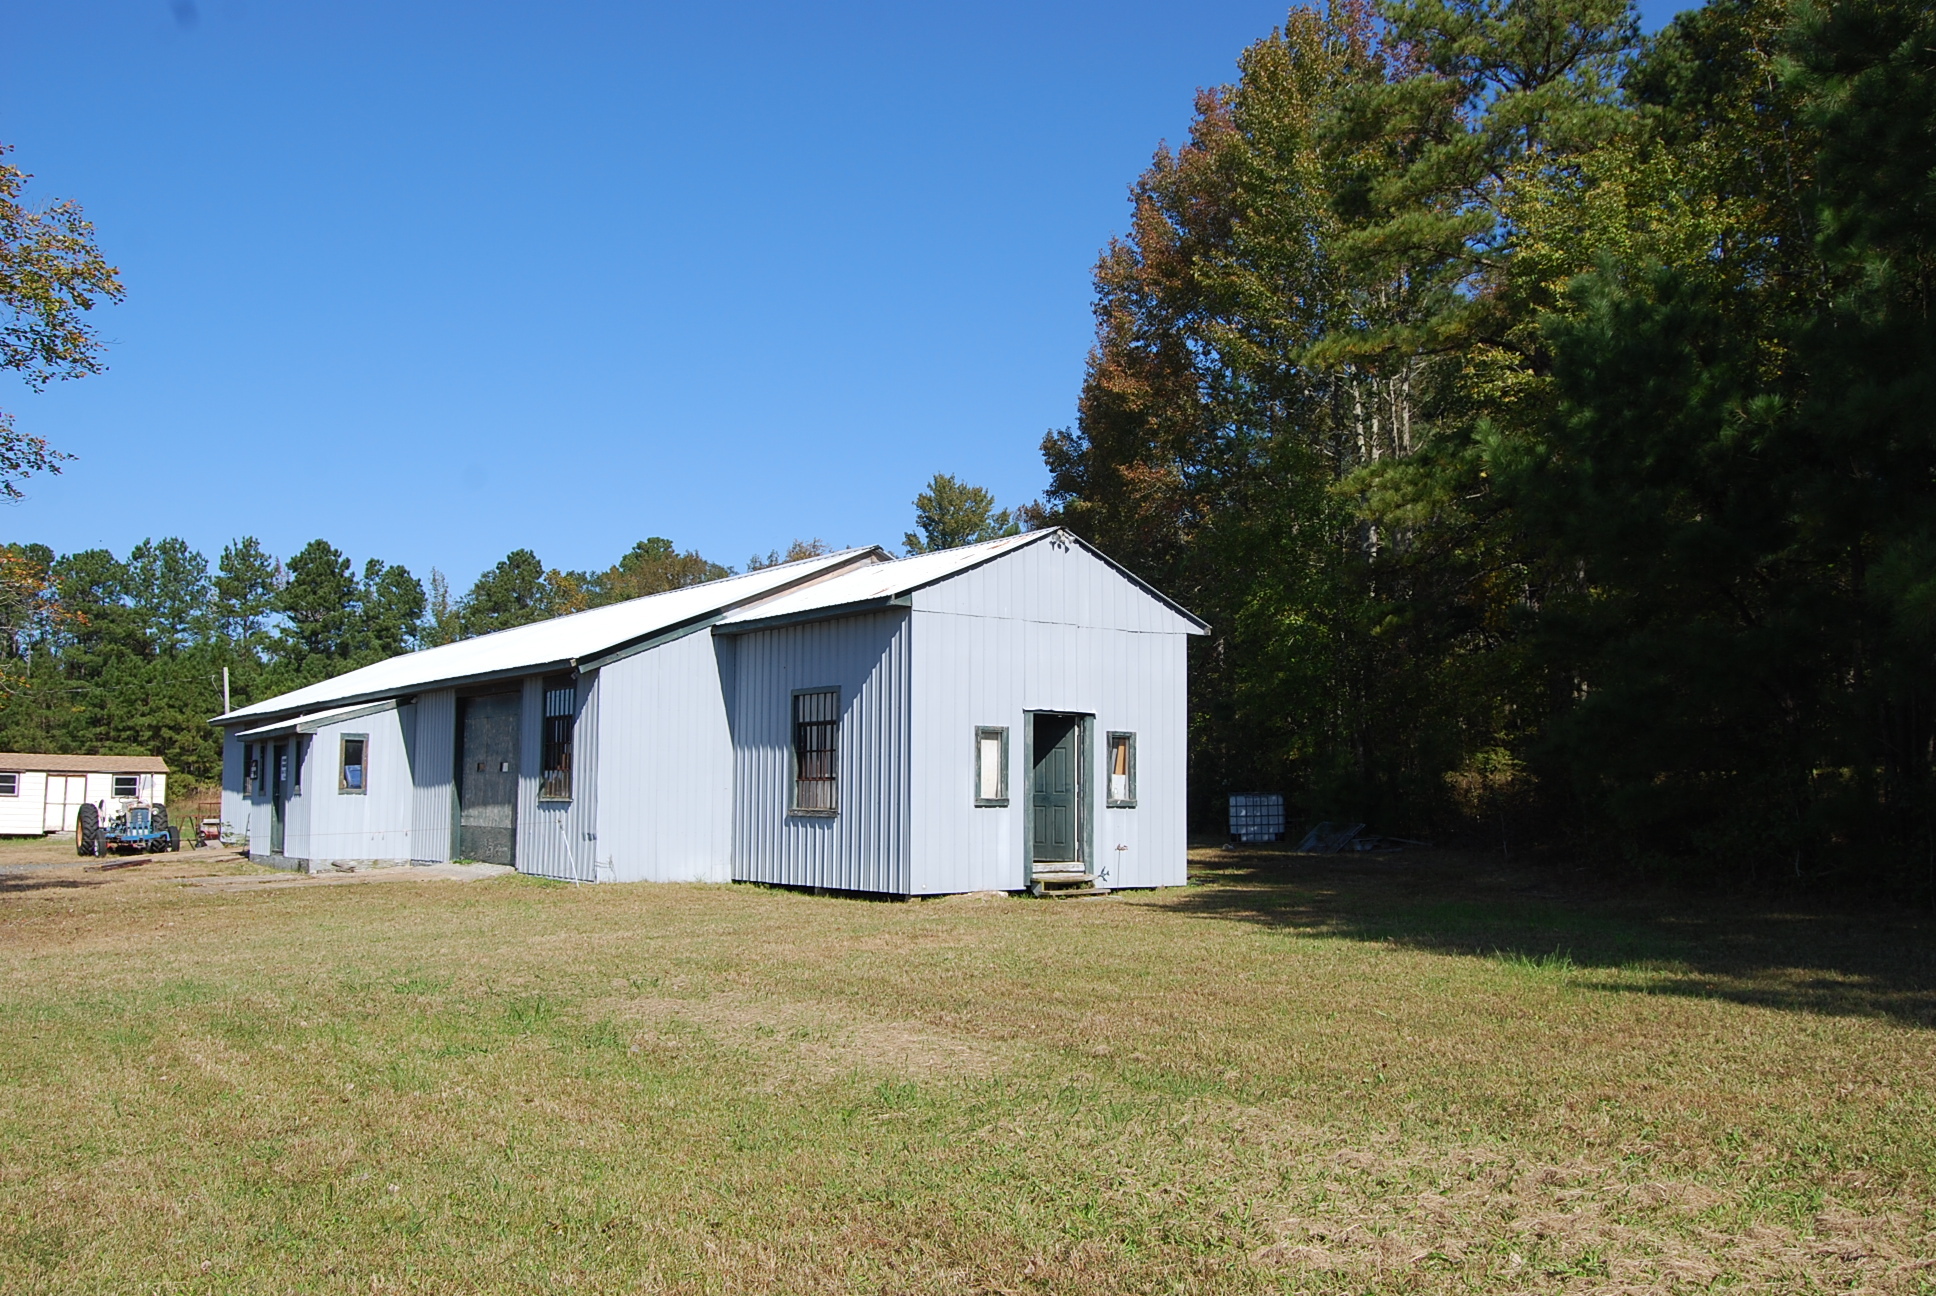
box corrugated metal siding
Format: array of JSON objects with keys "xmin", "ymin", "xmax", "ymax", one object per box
[
  {"xmin": 220, "ymin": 731, "xmax": 247, "ymax": 843},
  {"xmin": 912, "ymin": 530, "xmax": 1198, "ymax": 634},
  {"xmin": 298, "ymin": 707, "xmax": 417, "ymax": 863},
  {"xmin": 515, "ymin": 671, "xmax": 599, "ymax": 881},
  {"xmin": 731, "ymin": 610, "xmax": 911, "ymax": 893},
  {"xmin": 410, "ymin": 689, "xmax": 455, "ymax": 862},
  {"xmin": 908, "ymin": 537, "xmax": 1192, "ymax": 894},
  {"xmin": 284, "ymin": 734, "xmax": 313, "ymax": 857},
  {"xmin": 594, "ymin": 630, "xmax": 735, "ymax": 883}
]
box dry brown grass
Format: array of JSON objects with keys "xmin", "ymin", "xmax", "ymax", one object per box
[{"xmin": 1, "ymin": 844, "xmax": 1933, "ymax": 1293}]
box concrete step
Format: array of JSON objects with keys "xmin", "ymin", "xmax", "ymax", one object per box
[{"xmin": 1030, "ymin": 872, "xmax": 1102, "ymax": 898}]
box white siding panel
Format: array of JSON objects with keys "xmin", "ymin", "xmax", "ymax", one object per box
[
  {"xmin": 909, "ymin": 609, "xmax": 1191, "ymax": 894},
  {"xmin": 595, "ymin": 631, "xmax": 736, "ymax": 883},
  {"xmin": 731, "ymin": 611, "xmax": 911, "ymax": 893},
  {"xmin": 911, "ymin": 530, "xmax": 1196, "ymax": 634},
  {"xmin": 295, "ymin": 708, "xmax": 416, "ymax": 865},
  {"xmin": 410, "ymin": 689, "xmax": 455, "ymax": 863},
  {"xmin": 0, "ymin": 770, "xmax": 45, "ymax": 835},
  {"xmin": 516, "ymin": 671, "xmax": 600, "ymax": 881}
]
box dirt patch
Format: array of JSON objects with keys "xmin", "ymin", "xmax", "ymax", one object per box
[
  {"xmin": 608, "ymin": 991, "xmax": 1013, "ymax": 1083},
  {"xmin": 1244, "ymin": 1139, "xmax": 1936, "ymax": 1293}
]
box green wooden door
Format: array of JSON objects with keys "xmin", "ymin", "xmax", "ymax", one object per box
[{"xmin": 1031, "ymin": 714, "xmax": 1081, "ymax": 863}]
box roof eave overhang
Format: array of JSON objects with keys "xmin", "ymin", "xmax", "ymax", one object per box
[{"xmin": 713, "ymin": 594, "xmax": 913, "ymax": 636}]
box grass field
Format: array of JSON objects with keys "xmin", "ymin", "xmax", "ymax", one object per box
[{"xmin": 2, "ymin": 843, "xmax": 1933, "ymax": 1293}]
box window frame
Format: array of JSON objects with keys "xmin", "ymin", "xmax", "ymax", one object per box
[
  {"xmin": 339, "ymin": 733, "xmax": 369, "ymax": 795},
  {"xmin": 0, "ymin": 772, "xmax": 17, "ymax": 797},
  {"xmin": 112, "ymin": 773, "xmax": 140, "ymax": 800},
  {"xmin": 789, "ymin": 686, "xmax": 841, "ymax": 816},
  {"xmin": 539, "ymin": 674, "xmax": 577, "ymax": 801},
  {"xmin": 1105, "ymin": 731, "xmax": 1137, "ymax": 808},
  {"xmin": 245, "ymin": 745, "xmax": 260, "ymax": 797},
  {"xmin": 974, "ymin": 725, "xmax": 1009, "ymax": 807}
]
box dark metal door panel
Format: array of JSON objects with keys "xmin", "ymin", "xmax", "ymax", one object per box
[
  {"xmin": 1031, "ymin": 714, "xmax": 1080, "ymax": 862},
  {"xmin": 458, "ymin": 693, "xmax": 521, "ymax": 865},
  {"xmin": 270, "ymin": 742, "xmax": 287, "ymax": 856}
]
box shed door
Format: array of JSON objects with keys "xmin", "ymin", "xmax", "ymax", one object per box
[
  {"xmin": 43, "ymin": 775, "xmax": 86, "ymax": 833},
  {"xmin": 457, "ymin": 693, "xmax": 520, "ymax": 865},
  {"xmin": 269, "ymin": 743, "xmax": 287, "ymax": 856},
  {"xmin": 1031, "ymin": 714, "xmax": 1082, "ymax": 864}
]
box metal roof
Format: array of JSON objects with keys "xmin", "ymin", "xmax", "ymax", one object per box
[
  {"xmin": 713, "ymin": 528, "xmax": 1210, "ymax": 633},
  {"xmin": 214, "ymin": 548, "xmax": 883, "ymax": 726},
  {"xmin": 233, "ymin": 698, "xmax": 400, "ymax": 739},
  {"xmin": 0, "ymin": 752, "xmax": 169, "ymax": 773}
]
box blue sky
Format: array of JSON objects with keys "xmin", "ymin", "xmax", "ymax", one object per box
[{"xmin": 1, "ymin": 0, "xmax": 1689, "ymax": 591}]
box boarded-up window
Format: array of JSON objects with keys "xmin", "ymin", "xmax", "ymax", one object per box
[
  {"xmin": 540, "ymin": 676, "xmax": 576, "ymax": 800},
  {"xmin": 0, "ymin": 772, "xmax": 17, "ymax": 797},
  {"xmin": 792, "ymin": 689, "xmax": 839, "ymax": 813},
  {"xmin": 1106, "ymin": 732, "xmax": 1136, "ymax": 807},
  {"xmin": 975, "ymin": 726, "xmax": 1008, "ymax": 806},
  {"xmin": 340, "ymin": 735, "xmax": 367, "ymax": 793}
]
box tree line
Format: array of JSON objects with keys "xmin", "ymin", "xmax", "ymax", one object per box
[
  {"xmin": 0, "ymin": 472, "xmax": 1024, "ymax": 789},
  {"xmin": 0, "ymin": 534, "xmax": 770, "ymax": 785},
  {"xmin": 1037, "ymin": 0, "xmax": 1936, "ymax": 893}
]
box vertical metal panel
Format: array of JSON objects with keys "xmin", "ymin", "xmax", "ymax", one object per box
[
  {"xmin": 284, "ymin": 733, "xmax": 313, "ymax": 860},
  {"xmin": 594, "ymin": 630, "xmax": 735, "ymax": 882},
  {"xmin": 907, "ymin": 536, "xmax": 1193, "ymax": 894},
  {"xmin": 298, "ymin": 708, "xmax": 417, "ymax": 865},
  {"xmin": 912, "ymin": 529, "xmax": 1196, "ymax": 634},
  {"xmin": 515, "ymin": 672, "xmax": 600, "ymax": 881},
  {"xmin": 410, "ymin": 689, "xmax": 456, "ymax": 862},
  {"xmin": 220, "ymin": 730, "xmax": 247, "ymax": 846},
  {"xmin": 731, "ymin": 610, "xmax": 911, "ymax": 894}
]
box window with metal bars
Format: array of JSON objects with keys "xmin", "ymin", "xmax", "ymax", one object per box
[
  {"xmin": 540, "ymin": 676, "xmax": 576, "ymax": 800},
  {"xmin": 792, "ymin": 688, "xmax": 839, "ymax": 813}
]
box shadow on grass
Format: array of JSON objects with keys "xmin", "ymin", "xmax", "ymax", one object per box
[
  {"xmin": 1175, "ymin": 846, "xmax": 1936, "ymax": 1028},
  {"xmin": 0, "ymin": 874, "xmax": 106, "ymax": 894}
]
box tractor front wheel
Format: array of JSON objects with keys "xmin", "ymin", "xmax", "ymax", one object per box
[
  {"xmin": 75, "ymin": 804, "xmax": 99, "ymax": 857},
  {"xmin": 167, "ymin": 825, "xmax": 182, "ymax": 852}
]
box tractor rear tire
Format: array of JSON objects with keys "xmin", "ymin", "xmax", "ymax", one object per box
[
  {"xmin": 152, "ymin": 805, "xmax": 170, "ymax": 841},
  {"xmin": 75, "ymin": 804, "xmax": 99, "ymax": 857}
]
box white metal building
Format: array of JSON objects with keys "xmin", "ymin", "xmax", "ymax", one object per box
[
  {"xmin": 213, "ymin": 530, "xmax": 1206, "ymax": 894},
  {"xmin": 0, "ymin": 753, "xmax": 169, "ymax": 837}
]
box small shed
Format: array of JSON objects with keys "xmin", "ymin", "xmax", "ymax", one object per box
[
  {"xmin": 212, "ymin": 530, "xmax": 1207, "ymax": 893},
  {"xmin": 0, "ymin": 753, "xmax": 170, "ymax": 837}
]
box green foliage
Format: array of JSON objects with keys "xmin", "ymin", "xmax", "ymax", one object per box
[
  {"xmin": 566, "ymin": 537, "xmax": 732, "ymax": 607},
  {"xmin": 0, "ymin": 529, "xmax": 739, "ymax": 783},
  {"xmin": 747, "ymin": 539, "xmax": 834, "ymax": 570},
  {"xmin": 1046, "ymin": 0, "xmax": 1936, "ymax": 891},
  {"xmin": 0, "ymin": 142, "xmax": 122, "ymax": 498},
  {"xmin": 903, "ymin": 474, "xmax": 1020, "ymax": 554}
]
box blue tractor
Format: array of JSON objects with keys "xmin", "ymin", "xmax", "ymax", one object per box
[{"xmin": 75, "ymin": 801, "xmax": 180, "ymax": 856}]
